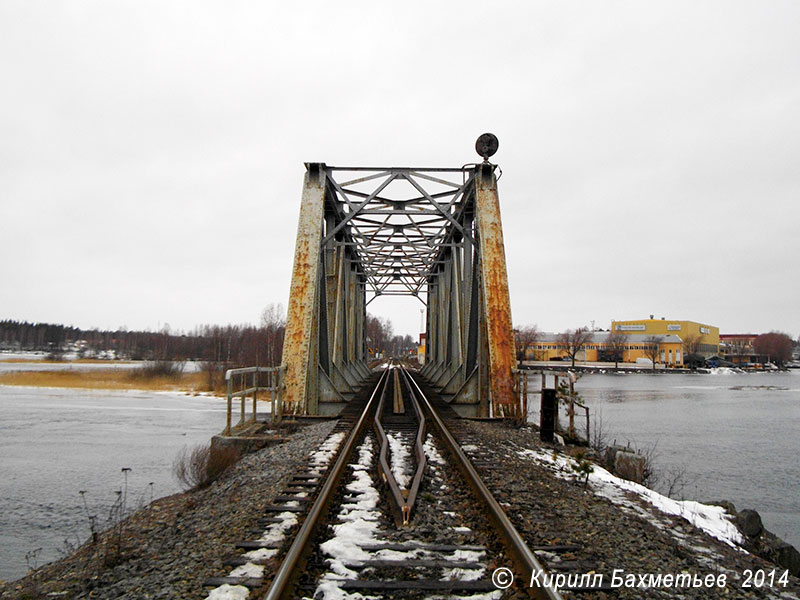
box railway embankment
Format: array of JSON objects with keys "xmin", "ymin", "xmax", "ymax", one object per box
[{"xmin": 2, "ymin": 414, "xmax": 799, "ymax": 599}]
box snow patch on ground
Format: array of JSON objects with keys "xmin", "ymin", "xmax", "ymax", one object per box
[
  {"xmin": 229, "ymin": 562, "xmax": 264, "ymax": 578},
  {"xmin": 424, "ymin": 434, "xmax": 447, "ymax": 466},
  {"xmin": 257, "ymin": 510, "xmax": 298, "ymax": 544},
  {"xmin": 204, "ymin": 583, "xmax": 250, "ymax": 600},
  {"xmin": 441, "ymin": 567, "xmax": 485, "ymax": 582},
  {"xmin": 385, "ymin": 431, "xmax": 412, "ymax": 488},
  {"xmin": 310, "ymin": 432, "xmax": 347, "ymax": 471},
  {"xmin": 243, "ymin": 547, "xmax": 277, "ymax": 561},
  {"xmin": 708, "ymin": 367, "xmax": 743, "ymax": 375},
  {"xmin": 517, "ymin": 448, "xmax": 744, "ymax": 549}
]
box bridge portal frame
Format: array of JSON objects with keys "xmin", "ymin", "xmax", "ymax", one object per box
[{"xmin": 280, "ymin": 161, "xmax": 517, "ymax": 419}]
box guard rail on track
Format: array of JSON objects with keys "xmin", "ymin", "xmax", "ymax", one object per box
[{"xmin": 373, "ymin": 364, "xmax": 427, "ymax": 525}]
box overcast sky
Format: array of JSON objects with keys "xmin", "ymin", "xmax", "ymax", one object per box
[{"xmin": 2, "ymin": 1, "xmax": 799, "ymax": 339}]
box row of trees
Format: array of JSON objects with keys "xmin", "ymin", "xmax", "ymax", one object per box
[
  {"xmin": 0, "ymin": 304, "xmax": 288, "ymax": 368},
  {"xmin": 1, "ymin": 307, "xmax": 417, "ymax": 366},
  {"xmin": 365, "ymin": 314, "xmax": 416, "ymax": 357}
]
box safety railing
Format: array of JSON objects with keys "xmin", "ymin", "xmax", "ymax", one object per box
[
  {"xmin": 224, "ymin": 366, "xmax": 284, "ymax": 434},
  {"xmin": 515, "ymin": 367, "xmax": 591, "ymax": 442}
]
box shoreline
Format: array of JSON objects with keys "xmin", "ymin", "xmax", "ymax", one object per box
[{"xmin": 520, "ymin": 362, "xmax": 796, "ymax": 374}]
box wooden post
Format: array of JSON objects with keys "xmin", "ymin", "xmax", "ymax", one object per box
[
  {"xmin": 585, "ymin": 406, "xmax": 590, "ymax": 444},
  {"xmin": 270, "ymin": 370, "xmax": 279, "ymax": 425},
  {"xmin": 239, "ymin": 374, "xmax": 246, "ymax": 427},
  {"xmin": 522, "ymin": 372, "xmax": 528, "ymax": 425},
  {"xmin": 225, "ymin": 376, "xmax": 232, "ymax": 435},
  {"xmin": 252, "ymin": 371, "xmax": 258, "ymax": 424},
  {"xmin": 553, "ymin": 375, "xmax": 559, "ymax": 432},
  {"xmin": 568, "ymin": 379, "xmax": 575, "ymax": 439},
  {"xmin": 276, "ymin": 368, "xmax": 283, "ymax": 425}
]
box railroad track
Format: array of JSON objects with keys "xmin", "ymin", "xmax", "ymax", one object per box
[{"xmin": 205, "ymin": 363, "xmax": 570, "ymax": 600}]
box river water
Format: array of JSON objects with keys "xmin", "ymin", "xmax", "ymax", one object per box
[
  {"xmin": 0, "ymin": 386, "xmax": 225, "ymax": 582},
  {"xmin": 527, "ymin": 370, "xmax": 800, "ymax": 552}
]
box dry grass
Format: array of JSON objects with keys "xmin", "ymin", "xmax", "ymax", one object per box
[
  {"xmin": 0, "ymin": 358, "xmax": 134, "ymax": 364},
  {"xmin": 0, "ymin": 369, "xmax": 210, "ymax": 393}
]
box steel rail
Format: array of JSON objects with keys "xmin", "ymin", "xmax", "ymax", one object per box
[
  {"xmin": 402, "ymin": 367, "xmax": 564, "ymax": 600},
  {"xmin": 263, "ymin": 368, "xmax": 390, "ymax": 600}
]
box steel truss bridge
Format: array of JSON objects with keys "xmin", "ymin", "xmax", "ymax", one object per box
[{"xmin": 280, "ymin": 150, "xmax": 518, "ymax": 419}]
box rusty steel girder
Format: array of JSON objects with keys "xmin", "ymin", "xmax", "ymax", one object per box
[
  {"xmin": 475, "ymin": 164, "xmax": 517, "ymax": 416},
  {"xmin": 281, "ymin": 164, "xmax": 327, "ymax": 416}
]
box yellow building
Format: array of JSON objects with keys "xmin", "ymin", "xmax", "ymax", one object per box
[
  {"xmin": 525, "ymin": 332, "xmax": 685, "ymax": 366},
  {"xmin": 417, "ymin": 333, "xmax": 426, "ymax": 365},
  {"xmin": 610, "ymin": 318, "xmax": 719, "ymax": 356}
]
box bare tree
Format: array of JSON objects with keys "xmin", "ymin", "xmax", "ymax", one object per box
[
  {"xmin": 753, "ymin": 331, "xmax": 793, "ymax": 367},
  {"xmin": 514, "ymin": 324, "xmax": 540, "ymax": 363},
  {"xmin": 260, "ymin": 303, "xmax": 286, "ymax": 366},
  {"xmin": 643, "ymin": 335, "xmax": 662, "ymax": 371},
  {"xmin": 557, "ymin": 327, "xmax": 592, "ymax": 368},
  {"xmin": 366, "ymin": 314, "xmax": 393, "ymax": 357},
  {"xmin": 681, "ymin": 333, "xmax": 702, "ymax": 356},
  {"xmin": 604, "ymin": 330, "xmax": 627, "ymax": 369}
]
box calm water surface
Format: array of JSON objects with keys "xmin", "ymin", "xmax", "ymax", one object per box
[
  {"xmin": 0, "ymin": 386, "xmax": 225, "ymax": 581},
  {"xmin": 528, "ymin": 371, "xmax": 800, "ymax": 551}
]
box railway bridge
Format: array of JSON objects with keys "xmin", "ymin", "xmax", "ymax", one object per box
[{"xmin": 279, "ymin": 134, "xmax": 519, "ymax": 420}]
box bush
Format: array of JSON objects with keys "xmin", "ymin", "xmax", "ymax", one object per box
[
  {"xmin": 173, "ymin": 443, "xmax": 240, "ymax": 490},
  {"xmin": 131, "ymin": 359, "xmax": 186, "ymax": 378},
  {"xmin": 199, "ymin": 359, "xmax": 226, "ymax": 392}
]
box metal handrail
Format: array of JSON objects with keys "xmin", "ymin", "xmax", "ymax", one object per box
[{"xmin": 224, "ymin": 366, "xmax": 283, "ymax": 434}]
